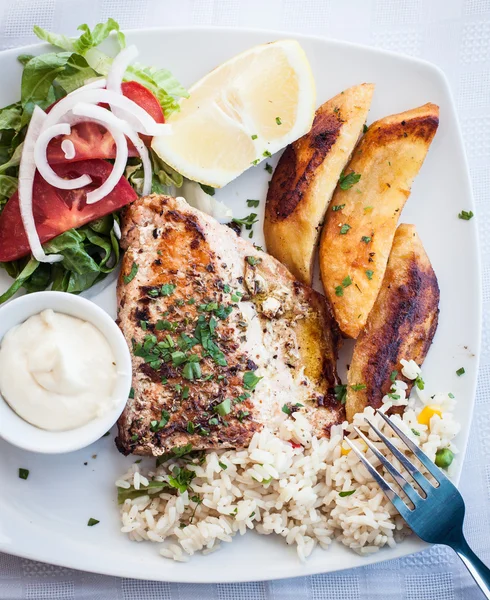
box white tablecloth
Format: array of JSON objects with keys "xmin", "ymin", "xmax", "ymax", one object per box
[{"xmin": 0, "ymin": 0, "xmax": 488, "ymax": 598}]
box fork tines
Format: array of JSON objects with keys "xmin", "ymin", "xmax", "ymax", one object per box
[{"xmin": 344, "ymin": 409, "xmax": 448, "ymax": 518}]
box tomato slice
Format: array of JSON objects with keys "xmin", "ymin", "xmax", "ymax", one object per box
[
  {"xmin": 0, "ymin": 159, "xmax": 137, "ymax": 262},
  {"xmin": 47, "ymin": 81, "xmax": 164, "ymax": 163}
]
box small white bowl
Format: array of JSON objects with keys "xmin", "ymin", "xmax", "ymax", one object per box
[{"xmin": 0, "ymin": 291, "xmax": 132, "ymax": 454}]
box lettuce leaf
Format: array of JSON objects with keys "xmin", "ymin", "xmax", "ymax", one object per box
[
  {"xmin": 0, "ymin": 213, "xmax": 121, "ymax": 302},
  {"xmin": 33, "ymin": 18, "xmax": 125, "ymax": 55}
]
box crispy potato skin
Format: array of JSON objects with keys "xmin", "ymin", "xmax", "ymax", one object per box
[
  {"xmin": 346, "ymin": 224, "xmax": 440, "ymax": 421},
  {"xmin": 319, "ymin": 102, "xmax": 439, "ymax": 338},
  {"xmin": 264, "ymin": 84, "xmax": 374, "ymax": 285}
]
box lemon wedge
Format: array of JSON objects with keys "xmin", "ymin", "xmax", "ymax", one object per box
[{"xmin": 152, "ymin": 40, "xmax": 316, "ymax": 188}]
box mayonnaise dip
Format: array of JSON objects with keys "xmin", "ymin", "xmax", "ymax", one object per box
[{"xmin": 0, "ymin": 309, "xmax": 117, "ymax": 431}]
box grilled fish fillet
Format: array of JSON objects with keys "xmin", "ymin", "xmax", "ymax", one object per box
[
  {"xmin": 346, "ymin": 224, "xmax": 439, "ymax": 421},
  {"xmin": 116, "ymin": 195, "xmax": 342, "ymax": 456}
]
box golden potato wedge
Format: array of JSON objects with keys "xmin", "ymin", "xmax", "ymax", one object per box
[
  {"xmin": 264, "ymin": 83, "xmax": 374, "ymax": 285},
  {"xmin": 319, "ymin": 102, "xmax": 439, "ymax": 338},
  {"xmin": 345, "ymin": 224, "xmax": 440, "ymax": 421}
]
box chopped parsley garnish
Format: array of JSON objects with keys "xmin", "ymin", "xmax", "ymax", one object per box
[
  {"xmin": 161, "ymin": 283, "xmax": 177, "ymax": 296},
  {"xmin": 365, "ymin": 270, "xmax": 374, "ymax": 280},
  {"xmin": 131, "ymin": 434, "xmax": 139, "ymax": 442},
  {"xmin": 458, "ymin": 210, "xmax": 474, "ymax": 221},
  {"xmin": 246, "ymin": 256, "xmax": 262, "ymax": 266},
  {"xmin": 342, "ymin": 275, "xmax": 352, "ymax": 288},
  {"xmin": 388, "ymin": 392, "xmax": 400, "ymax": 400},
  {"xmin": 150, "ymin": 409, "xmax": 170, "ymax": 432},
  {"xmin": 156, "ymin": 319, "xmax": 174, "ymax": 331},
  {"xmin": 18, "ymin": 468, "xmax": 29, "ymax": 480},
  {"xmin": 156, "ymin": 444, "xmax": 194, "ymax": 466},
  {"xmin": 219, "ymin": 461, "xmax": 227, "ymax": 470},
  {"xmin": 251, "ymin": 158, "xmax": 260, "ymax": 165},
  {"xmin": 247, "ymin": 199, "xmax": 260, "ymax": 208},
  {"xmin": 361, "ymin": 236, "xmax": 371, "ymax": 243},
  {"xmin": 390, "ymin": 370, "xmax": 398, "ymax": 382},
  {"xmin": 282, "ymin": 403, "xmax": 303, "ymax": 416},
  {"xmin": 448, "ymin": 393, "xmax": 455, "ymax": 399},
  {"xmin": 187, "ymin": 422, "xmax": 195, "ymax": 434},
  {"xmin": 237, "ymin": 410, "xmax": 250, "ymax": 422},
  {"xmin": 223, "ymin": 284, "xmax": 231, "ymax": 293},
  {"xmin": 231, "ymin": 291, "xmax": 242, "ymax": 302},
  {"xmin": 129, "ymin": 387, "xmax": 135, "ymax": 399},
  {"xmin": 251, "ymin": 134, "xmax": 258, "ymax": 140},
  {"xmin": 334, "ymin": 384, "xmax": 347, "ymax": 404},
  {"xmin": 87, "ymin": 518, "xmax": 100, "ymax": 526},
  {"xmin": 140, "ymin": 320, "xmax": 147, "ymax": 330},
  {"xmin": 243, "ymin": 371, "xmax": 263, "ymax": 391},
  {"xmin": 415, "ymin": 375, "xmax": 425, "ymax": 390},
  {"xmin": 340, "ymin": 224, "xmax": 351, "ymax": 235},
  {"xmin": 183, "ymin": 360, "xmax": 202, "ymax": 381},
  {"xmin": 233, "ymin": 213, "xmax": 259, "ymax": 230},
  {"xmin": 214, "ymin": 398, "xmax": 232, "ymax": 416},
  {"xmin": 208, "ymin": 417, "xmax": 219, "ymax": 426},
  {"xmin": 363, "ymin": 123, "xmax": 368, "ymax": 133},
  {"xmin": 265, "ymin": 162, "xmax": 273, "ymax": 174},
  {"xmin": 263, "ymin": 150, "xmax": 272, "ymax": 158},
  {"xmin": 275, "ymin": 116, "xmax": 282, "ymax": 125},
  {"xmin": 339, "ymin": 171, "xmax": 361, "ymax": 190},
  {"xmin": 332, "ymin": 204, "xmax": 345, "ymax": 212},
  {"xmin": 350, "ymin": 384, "xmax": 366, "ymax": 391},
  {"xmin": 411, "ymin": 428, "xmax": 421, "ymax": 436},
  {"xmin": 339, "ymin": 490, "xmax": 355, "ymax": 497},
  {"xmin": 182, "ymin": 386, "xmax": 190, "ymax": 399},
  {"xmin": 456, "ymin": 367, "xmax": 465, "ymax": 376},
  {"xmin": 123, "ymin": 262, "xmax": 138, "ymax": 284},
  {"xmin": 168, "ymin": 466, "xmax": 196, "ymax": 494},
  {"xmin": 335, "ymin": 285, "xmax": 344, "ymax": 297},
  {"xmin": 103, "ymin": 431, "xmax": 111, "ymax": 437}
]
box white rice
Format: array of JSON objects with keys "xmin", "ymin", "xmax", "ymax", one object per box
[{"xmin": 116, "ymin": 370, "xmax": 460, "ymax": 561}]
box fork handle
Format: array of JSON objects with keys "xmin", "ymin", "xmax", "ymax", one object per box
[{"xmin": 451, "ymin": 537, "xmax": 490, "ymax": 599}]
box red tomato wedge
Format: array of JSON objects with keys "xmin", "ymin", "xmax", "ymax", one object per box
[
  {"xmin": 47, "ymin": 81, "xmax": 164, "ymax": 163},
  {"xmin": 0, "ymin": 159, "xmax": 137, "ymax": 262}
]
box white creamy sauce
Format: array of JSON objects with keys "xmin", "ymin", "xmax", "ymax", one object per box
[{"xmin": 0, "ymin": 309, "xmax": 117, "ymax": 431}]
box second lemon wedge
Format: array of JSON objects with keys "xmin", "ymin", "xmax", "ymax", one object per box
[{"xmin": 152, "ymin": 40, "xmax": 316, "ymax": 188}]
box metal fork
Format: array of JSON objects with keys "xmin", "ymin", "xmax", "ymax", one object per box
[{"xmin": 345, "ymin": 409, "xmax": 490, "ymax": 598}]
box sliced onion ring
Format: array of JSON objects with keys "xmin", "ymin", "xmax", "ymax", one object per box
[
  {"xmin": 70, "ymin": 103, "xmax": 129, "ymax": 204},
  {"xmin": 19, "ymin": 106, "xmax": 63, "ymax": 264},
  {"xmin": 70, "ymin": 102, "xmax": 152, "ymax": 198},
  {"xmin": 34, "ymin": 123, "xmax": 92, "ymax": 190},
  {"xmin": 61, "ymin": 139, "xmax": 76, "ymax": 160},
  {"xmin": 107, "ymin": 45, "xmax": 138, "ymax": 94},
  {"xmin": 44, "ymin": 89, "xmax": 170, "ymax": 137}
]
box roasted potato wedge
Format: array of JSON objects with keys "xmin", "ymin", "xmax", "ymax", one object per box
[
  {"xmin": 345, "ymin": 224, "xmax": 440, "ymax": 421},
  {"xmin": 264, "ymin": 83, "xmax": 374, "ymax": 285},
  {"xmin": 319, "ymin": 102, "xmax": 439, "ymax": 338}
]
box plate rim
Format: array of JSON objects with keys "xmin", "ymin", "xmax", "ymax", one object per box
[{"xmin": 0, "ymin": 24, "xmax": 481, "ymax": 583}]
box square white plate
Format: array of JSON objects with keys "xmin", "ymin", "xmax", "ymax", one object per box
[{"xmin": 0, "ymin": 27, "xmax": 481, "ymax": 583}]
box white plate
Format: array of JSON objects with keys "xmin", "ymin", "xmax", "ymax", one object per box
[{"xmin": 0, "ymin": 27, "xmax": 481, "ymax": 583}]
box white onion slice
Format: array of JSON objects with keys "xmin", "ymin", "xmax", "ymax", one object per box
[
  {"xmin": 112, "ymin": 219, "xmax": 121, "ymax": 240},
  {"xmin": 34, "ymin": 124, "xmax": 92, "ymax": 190},
  {"xmin": 107, "ymin": 45, "xmax": 138, "ymax": 94},
  {"xmin": 61, "ymin": 139, "xmax": 75, "ymax": 160},
  {"xmin": 18, "ymin": 106, "xmax": 63, "ymax": 264},
  {"xmin": 44, "ymin": 89, "xmax": 170, "ymax": 137},
  {"xmin": 70, "ymin": 103, "xmax": 128, "ymax": 204}
]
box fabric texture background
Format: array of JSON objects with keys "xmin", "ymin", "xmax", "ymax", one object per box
[{"xmin": 0, "ymin": 0, "xmax": 488, "ymax": 597}]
